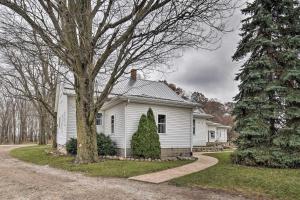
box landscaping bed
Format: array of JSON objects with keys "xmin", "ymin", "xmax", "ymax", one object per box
[
  {"xmin": 170, "ymin": 152, "xmax": 300, "ymax": 200},
  {"xmin": 10, "ymin": 145, "xmax": 194, "ymax": 178}
]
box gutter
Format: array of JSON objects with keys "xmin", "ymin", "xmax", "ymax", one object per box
[{"xmin": 120, "ymin": 96, "xmax": 198, "ymax": 108}]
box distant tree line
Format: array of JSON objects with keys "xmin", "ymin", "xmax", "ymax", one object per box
[{"xmin": 0, "ymin": 96, "xmax": 50, "ymax": 144}]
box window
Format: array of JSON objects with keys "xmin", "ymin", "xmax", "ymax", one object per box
[
  {"xmin": 96, "ymin": 113, "xmax": 103, "ymax": 125},
  {"xmin": 158, "ymin": 114, "xmax": 166, "ymax": 134},
  {"xmin": 193, "ymin": 119, "xmax": 196, "ymax": 135},
  {"xmin": 111, "ymin": 115, "xmax": 115, "ymax": 134},
  {"xmin": 210, "ymin": 131, "xmax": 215, "ymax": 139},
  {"xmin": 218, "ymin": 131, "xmax": 221, "ymax": 139}
]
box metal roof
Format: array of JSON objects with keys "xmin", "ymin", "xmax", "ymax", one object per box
[
  {"xmin": 206, "ymin": 121, "xmax": 231, "ymax": 129},
  {"xmin": 109, "ymin": 78, "xmax": 186, "ymax": 102},
  {"xmin": 63, "ymin": 78, "xmax": 195, "ymax": 105},
  {"xmin": 193, "ymin": 108, "xmax": 213, "ymax": 119}
]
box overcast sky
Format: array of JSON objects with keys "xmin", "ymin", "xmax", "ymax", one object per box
[{"xmin": 150, "ymin": 5, "xmax": 246, "ymax": 103}]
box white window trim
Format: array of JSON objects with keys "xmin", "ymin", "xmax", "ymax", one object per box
[{"xmin": 157, "ymin": 113, "xmax": 167, "ymax": 134}]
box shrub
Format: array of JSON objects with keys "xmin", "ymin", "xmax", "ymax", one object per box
[
  {"xmin": 146, "ymin": 108, "xmax": 161, "ymax": 159},
  {"xmin": 131, "ymin": 114, "xmax": 148, "ymax": 158},
  {"xmin": 66, "ymin": 134, "xmax": 117, "ymax": 156},
  {"xmin": 131, "ymin": 108, "xmax": 161, "ymax": 159},
  {"xmin": 97, "ymin": 133, "xmax": 117, "ymax": 156},
  {"xmin": 66, "ymin": 138, "xmax": 77, "ymax": 155}
]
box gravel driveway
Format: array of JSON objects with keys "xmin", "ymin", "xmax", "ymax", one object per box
[{"xmin": 0, "ymin": 145, "xmax": 250, "ymax": 200}]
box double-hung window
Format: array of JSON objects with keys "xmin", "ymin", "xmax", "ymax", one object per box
[
  {"xmin": 111, "ymin": 115, "xmax": 115, "ymax": 134},
  {"xmin": 209, "ymin": 131, "xmax": 215, "ymax": 139},
  {"xmin": 96, "ymin": 113, "xmax": 103, "ymax": 126},
  {"xmin": 158, "ymin": 114, "xmax": 166, "ymax": 134}
]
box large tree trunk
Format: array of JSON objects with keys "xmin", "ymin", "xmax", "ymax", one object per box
[
  {"xmin": 38, "ymin": 112, "xmax": 46, "ymax": 145},
  {"xmin": 75, "ymin": 75, "xmax": 98, "ymax": 163},
  {"xmin": 52, "ymin": 114, "xmax": 57, "ymax": 148}
]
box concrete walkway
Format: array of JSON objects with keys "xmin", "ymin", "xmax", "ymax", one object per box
[{"xmin": 129, "ymin": 152, "xmax": 218, "ymax": 184}]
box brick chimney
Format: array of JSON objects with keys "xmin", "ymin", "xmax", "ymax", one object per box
[{"xmin": 130, "ymin": 69, "xmax": 137, "ymax": 80}]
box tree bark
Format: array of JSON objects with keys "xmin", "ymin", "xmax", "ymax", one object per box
[
  {"xmin": 38, "ymin": 112, "xmax": 46, "ymax": 145},
  {"xmin": 75, "ymin": 75, "xmax": 98, "ymax": 163},
  {"xmin": 52, "ymin": 114, "xmax": 57, "ymax": 148}
]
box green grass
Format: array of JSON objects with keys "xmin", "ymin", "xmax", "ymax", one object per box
[
  {"xmin": 171, "ymin": 152, "xmax": 300, "ymax": 200},
  {"xmin": 10, "ymin": 145, "xmax": 193, "ymax": 178}
]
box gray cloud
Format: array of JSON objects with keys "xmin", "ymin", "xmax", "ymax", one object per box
[{"xmin": 151, "ymin": 8, "xmax": 244, "ymax": 103}]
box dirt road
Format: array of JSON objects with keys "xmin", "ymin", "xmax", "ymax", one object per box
[{"xmin": 0, "ymin": 145, "xmax": 250, "ymax": 200}]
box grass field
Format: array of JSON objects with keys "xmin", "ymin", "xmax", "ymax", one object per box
[
  {"xmin": 171, "ymin": 152, "xmax": 300, "ymax": 200},
  {"xmin": 10, "ymin": 145, "xmax": 193, "ymax": 178}
]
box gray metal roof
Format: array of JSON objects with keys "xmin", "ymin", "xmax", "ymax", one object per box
[
  {"xmin": 109, "ymin": 78, "xmax": 186, "ymax": 102},
  {"xmin": 193, "ymin": 108, "xmax": 214, "ymax": 119},
  {"xmin": 64, "ymin": 78, "xmax": 190, "ymax": 103}
]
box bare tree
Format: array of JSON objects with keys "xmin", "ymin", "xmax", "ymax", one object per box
[
  {"xmin": 0, "ymin": 27, "xmax": 61, "ymax": 147},
  {"xmin": 0, "ymin": 93, "xmax": 38, "ymax": 144},
  {"xmin": 0, "ymin": 0, "xmax": 236, "ymax": 163}
]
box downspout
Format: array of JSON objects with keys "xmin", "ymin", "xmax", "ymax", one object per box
[
  {"xmin": 124, "ymin": 99, "xmax": 130, "ymax": 158},
  {"xmin": 190, "ymin": 109, "xmax": 193, "ymax": 154}
]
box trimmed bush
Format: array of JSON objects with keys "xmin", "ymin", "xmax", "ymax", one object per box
[
  {"xmin": 131, "ymin": 114, "xmax": 148, "ymax": 158},
  {"xmin": 131, "ymin": 108, "xmax": 161, "ymax": 159},
  {"xmin": 146, "ymin": 108, "xmax": 161, "ymax": 159},
  {"xmin": 66, "ymin": 133, "xmax": 117, "ymax": 156},
  {"xmin": 66, "ymin": 138, "xmax": 77, "ymax": 155},
  {"xmin": 97, "ymin": 133, "xmax": 117, "ymax": 156}
]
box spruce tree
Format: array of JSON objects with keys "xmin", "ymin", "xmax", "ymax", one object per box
[
  {"xmin": 232, "ymin": 0, "xmax": 300, "ymax": 167},
  {"xmin": 272, "ymin": 0, "xmax": 300, "ymax": 167}
]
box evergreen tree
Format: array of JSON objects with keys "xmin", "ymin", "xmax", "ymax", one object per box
[
  {"xmin": 146, "ymin": 108, "xmax": 161, "ymax": 159},
  {"xmin": 232, "ymin": 0, "xmax": 300, "ymax": 167},
  {"xmin": 131, "ymin": 108, "xmax": 161, "ymax": 159},
  {"xmin": 272, "ymin": 0, "xmax": 300, "ymax": 167},
  {"xmin": 131, "ymin": 114, "xmax": 148, "ymax": 158}
]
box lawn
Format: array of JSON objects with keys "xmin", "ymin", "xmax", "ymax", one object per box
[
  {"xmin": 171, "ymin": 152, "xmax": 300, "ymax": 200},
  {"xmin": 10, "ymin": 145, "xmax": 193, "ymax": 178}
]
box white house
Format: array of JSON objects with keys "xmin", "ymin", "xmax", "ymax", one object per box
[
  {"xmin": 55, "ymin": 70, "xmax": 230, "ymax": 157},
  {"xmin": 192, "ymin": 108, "xmax": 231, "ymax": 147}
]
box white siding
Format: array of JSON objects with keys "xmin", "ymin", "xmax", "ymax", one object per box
[
  {"xmin": 62, "ymin": 96, "xmax": 125, "ymax": 147},
  {"xmin": 67, "ymin": 96, "xmax": 77, "ymax": 140},
  {"xmin": 56, "ymin": 87, "xmax": 68, "ymax": 145},
  {"xmin": 125, "ymin": 103, "xmax": 192, "ymax": 149},
  {"xmin": 217, "ymin": 128, "xmax": 228, "ymax": 142},
  {"xmin": 103, "ymin": 103, "xmax": 125, "ymax": 148},
  {"xmin": 193, "ymin": 118, "xmax": 208, "ymax": 146}
]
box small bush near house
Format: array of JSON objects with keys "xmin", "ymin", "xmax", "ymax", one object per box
[
  {"xmin": 66, "ymin": 134, "xmax": 117, "ymax": 156},
  {"xmin": 97, "ymin": 133, "xmax": 117, "ymax": 156},
  {"xmin": 66, "ymin": 138, "xmax": 77, "ymax": 155},
  {"xmin": 131, "ymin": 114, "xmax": 148, "ymax": 158},
  {"xmin": 131, "ymin": 108, "xmax": 161, "ymax": 159},
  {"xmin": 146, "ymin": 108, "xmax": 161, "ymax": 158}
]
